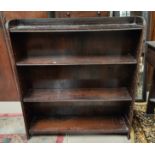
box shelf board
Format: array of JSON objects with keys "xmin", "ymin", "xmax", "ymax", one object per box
[
  {"xmin": 8, "ymin": 17, "xmax": 144, "ymax": 33},
  {"xmin": 29, "ymin": 116, "xmax": 129, "ymax": 135},
  {"xmin": 10, "ymin": 24, "xmax": 143, "ymax": 32},
  {"xmin": 23, "ymin": 88, "xmax": 132, "ymax": 102},
  {"xmin": 16, "ymin": 55, "xmax": 137, "ymax": 66}
]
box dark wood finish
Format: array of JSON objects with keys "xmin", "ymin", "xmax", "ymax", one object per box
[
  {"xmin": 23, "ymin": 88, "xmax": 132, "ymax": 102},
  {"xmin": 54, "ymin": 11, "xmax": 110, "ymax": 18},
  {"xmin": 7, "ymin": 17, "xmax": 144, "ymax": 139},
  {"xmin": 0, "ymin": 11, "xmax": 49, "ymax": 101},
  {"xmin": 29, "ymin": 116, "xmax": 128, "ymax": 135},
  {"xmin": 0, "ymin": 11, "xmax": 50, "ymax": 137},
  {"xmin": 25, "ymin": 101, "xmax": 130, "ymax": 116},
  {"xmin": 146, "ymin": 41, "xmax": 155, "ymax": 114},
  {"xmin": 16, "ymin": 55, "xmax": 137, "ymax": 66},
  {"xmin": 10, "ymin": 30, "xmax": 141, "ymax": 63},
  {"xmin": 8, "ymin": 17, "xmax": 144, "ymax": 32},
  {"xmin": 17, "ymin": 65, "xmax": 135, "ymax": 91}
]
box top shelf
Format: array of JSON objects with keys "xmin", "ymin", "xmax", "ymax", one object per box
[{"xmin": 7, "ymin": 17, "xmax": 144, "ymax": 33}]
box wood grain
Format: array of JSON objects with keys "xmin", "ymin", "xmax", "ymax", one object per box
[
  {"xmin": 30, "ymin": 116, "xmax": 128, "ymax": 135},
  {"xmin": 7, "ymin": 17, "xmax": 144, "ymax": 138},
  {"xmin": 8, "ymin": 17, "xmax": 144, "ymax": 32},
  {"xmin": 23, "ymin": 88, "xmax": 132, "ymax": 102},
  {"xmin": 16, "ymin": 55, "xmax": 137, "ymax": 66}
]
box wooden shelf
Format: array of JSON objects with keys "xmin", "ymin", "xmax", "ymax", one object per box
[
  {"xmin": 16, "ymin": 55, "xmax": 137, "ymax": 66},
  {"xmin": 23, "ymin": 88, "xmax": 132, "ymax": 102},
  {"xmin": 29, "ymin": 116, "xmax": 129, "ymax": 135},
  {"xmin": 10, "ymin": 24, "xmax": 143, "ymax": 32},
  {"xmin": 8, "ymin": 17, "xmax": 144, "ymax": 33}
]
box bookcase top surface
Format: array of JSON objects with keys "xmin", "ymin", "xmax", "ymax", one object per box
[{"xmin": 7, "ymin": 16, "xmax": 145, "ymax": 32}]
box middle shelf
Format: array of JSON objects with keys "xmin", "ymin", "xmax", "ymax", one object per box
[
  {"xmin": 23, "ymin": 87, "xmax": 132, "ymax": 102},
  {"xmin": 16, "ymin": 55, "xmax": 137, "ymax": 66}
]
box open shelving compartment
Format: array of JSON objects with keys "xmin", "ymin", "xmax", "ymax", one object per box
[{"xmin": 7, "ymin": 17, "xmax": 144, "ymax": 138}]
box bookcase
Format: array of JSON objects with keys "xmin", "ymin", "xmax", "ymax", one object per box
[{"xmin": 6, "ymin": 17, "xmax": 144, "ymax": 138}]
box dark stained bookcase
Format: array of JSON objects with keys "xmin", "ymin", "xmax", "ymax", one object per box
[{"xmin": 6, "ymin": 17, "xmax": 145, "ymax": 139}]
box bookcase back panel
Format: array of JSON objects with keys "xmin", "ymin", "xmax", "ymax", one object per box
[
  {"xmin": 25, "ymin": 101, "xmax": 130, "ymax": 117},
  {"xmin": 11, "ymin": 30, "xmax": 141, "ymax": 61},
  {"xmin": 18, "ymin": 65, "xmax": 135, "ymax": 90}
]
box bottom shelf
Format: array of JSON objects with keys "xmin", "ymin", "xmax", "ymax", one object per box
[{"xmin": 29, "ymin": 116, "xmax": 129, "ymax": 135}]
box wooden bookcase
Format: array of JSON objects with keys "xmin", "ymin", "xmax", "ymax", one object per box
[{"xmin": 6, "ymin": 17, "xmax": 144, "ymax": 139}]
